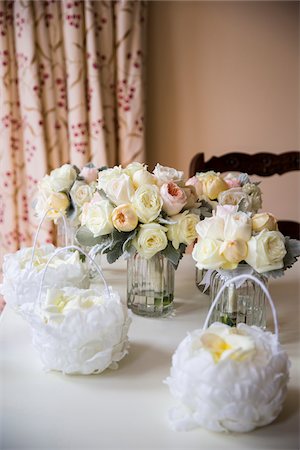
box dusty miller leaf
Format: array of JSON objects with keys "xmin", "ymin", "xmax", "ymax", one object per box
[
  {"xmin": 161, "ymin": 242, "xmax": 187, "ymax": 270},
  {"xmin": 76, "ymin": 226, "xmax": 104, "ymax": 247},
  {"xmin": 283, "ymin": 237, "xmax": 300, "ymax": 269}
]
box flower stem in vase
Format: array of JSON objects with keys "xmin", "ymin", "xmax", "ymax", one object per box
[{"xmin": 220, "ymin": 283, "xmax": 238, "ymax": 327}]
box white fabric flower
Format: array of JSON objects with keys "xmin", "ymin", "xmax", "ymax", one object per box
[
  {"xmin": 0, "ymin": 245, "xmax": 89, "ymax": 313},
  {"xmin": 27, "ymin": 286, "xmax": 131, "ymax": 375},
  {"xmin": 165, "ymin": 322, "xmax": 290, "ymax": 433}
]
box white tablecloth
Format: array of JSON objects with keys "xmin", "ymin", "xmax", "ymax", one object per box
[{"xmin": 0, "ymin": 255, "xmax": 299, "ymax": 450}]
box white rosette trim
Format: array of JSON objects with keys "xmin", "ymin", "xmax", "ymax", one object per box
[
  {"xmin": 166, "ymin": 324, "xmax": 289, "ymax": 432},
  {"xmin": 0, "ymin": 245, "xmax": 89, "ymax": 314},
  {"xmin": 28, "ymin": 286, "xmax": 131, "ymax": 375}
]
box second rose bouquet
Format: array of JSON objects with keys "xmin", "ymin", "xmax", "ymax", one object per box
[{"xmin": 76, "ymin": 163, "xmax": 200, "ymax": 268}]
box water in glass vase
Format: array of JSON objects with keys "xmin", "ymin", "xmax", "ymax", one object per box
[
  {"xmin": 127, "ymin": 252, "xmax": 175, "ymax": 317},
  {"xmin": 209, "ymin": 268, "xmax": 267, "ymax": 329}
]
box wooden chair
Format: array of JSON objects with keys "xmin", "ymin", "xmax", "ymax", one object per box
[{"xmin": 189, "ymin": 151, "xmax": 300, "ymax": 239}]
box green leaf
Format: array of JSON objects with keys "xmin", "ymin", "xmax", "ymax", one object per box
[
  {"xmin": 237, "ymin": 198, "xmax": 249, "ymax": 213},
  {"xmin": 283, "ymin": 237, "xmax": 300, "ymax": 269},
  {"xmin": 75, "ymin": 226, "xmax": 105, "ymax": 247},
  {"xmin": 238, "ymin": 173, "xmax": 250, "ymax": 186},
  {"xmin": 161, "ymin": 242, "xmax": 187, "ymax": 270},
  {"xmin": 106, "ymin": 241, "xmax": 124, "ymax": 264},
  {"xmin": 122, "ymin": 229, "xmax": 137, "ymax": 252}
]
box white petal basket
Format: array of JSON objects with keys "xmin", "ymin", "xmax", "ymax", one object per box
[
  {"xmin": 165, "ymin": 274, "xmax": 290, "ymax": 433},
  {"xmin": 25, "ymin": 245, "xmax": 131, "ymax": 375},
  {"xmin": 0, "ymin": 212, "xmax": 88, "ymax": 315}
]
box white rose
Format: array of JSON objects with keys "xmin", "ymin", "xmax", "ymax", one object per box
[
  {"xmin": 97, "ymin": 166, "xmax": 123, "ymax": 191},
  {"xmin": 133, "ymin": 223, "xmax": 168, "ymax": 259},
  {"xmin": 132, "ymin": 184, "xmax": 163, "ymax": 223},
  {"xmin": 192, "ymin": 239, "xmax": 225, "ymax": 270},
  {"xmin": 35, "ymin": 190, "xmax": 70, "ymax": 221},
  {"xmin": 252, "ymin": 212, "xmax": 278, "ymax": 232},
  {"xmin": 245, "ymin": 230, "xmax": 287, "ymax": 273},
  {"xmin": 224, "ymin": 212, "xmax": 252, "ymax": 241},
  {"xmin": 105, "ymin": 173, "xmax": 135, "ymax": 206},
  {"xmin": 124, "ymin": 162, "xmax": 145, "ymax": 177},
  {"xmin": 167, "ymin": 211, "xmax": 199, "ymax": 249},
  {"xmin": 218, "ymin": 188, "xmax": 252, "ymax": 212},
  {"xmin": 81, "ymin": 199, "xmax": 114, "ymax": 237},
  {"xmin": 219, "ymin": 240, "xmax": 248, "ymax": 269},
  {"xmin": 49, "ymin": 164, "xmax": 77, "ymax": 192},
  {"xmin": 153, "ymin": 163, "xmax": 184, "ymax": 184},
  {"xmin": 132, "ymin": 168, "xmax": 157, "ymax": 189},
  {"xmin": 242, "ymin": 183, "xmax": 262, "ymax": 213},
  {"xmin": 70, "ymin": 180, "xmax": 93, "ymax": 207},
  {"xmin": 196, "ymin": 215, "xmax": 224, "ymax": 240}
]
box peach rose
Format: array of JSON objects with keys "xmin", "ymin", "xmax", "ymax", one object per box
[
  {"xmin": 111, "ymin": 204, "xmax": 138, "ymax": 232},
  {"xmin": 160, "ymin": 182, "xmax": 187, "ymax": 216}
]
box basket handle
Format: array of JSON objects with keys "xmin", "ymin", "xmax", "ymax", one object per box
[
  {"xmin": 30, "ymin": 209, "xmax": 68, "ymax": 268},
  {"xmin": 202, "ymin": 273, "xmax": 279, "ymax": 340},
  {"xmin": 35, "ymin": 245, "xmax": 110, "ymax": 311}
]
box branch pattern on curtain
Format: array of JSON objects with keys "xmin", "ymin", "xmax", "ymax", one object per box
[{"xmin": 0, "ymin": 0, "xmax": 146, "ymax": 264}]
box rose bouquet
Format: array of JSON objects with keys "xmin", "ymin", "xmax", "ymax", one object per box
[
  {"xmin": 76, "ymin": 162, "xmax": 200, "ymax": 268},
  {"xmin": 192, "ymin": 204, "xmax": 299, "ymax": 276},
  {"xmin": 192, "ymin": 203, "xmax": 300, "ymax": 327},
  {"xmin": 186, "ymin": 170, "xmax": 262, "ymax": 214},
  {"xmin": 34, "ymin": 163, "xmax": 99, "ymax": 225}
]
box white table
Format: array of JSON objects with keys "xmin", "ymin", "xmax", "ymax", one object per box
[{"xmin": 0, "ymin": 255, "xmax": 299, "ymax": 450}]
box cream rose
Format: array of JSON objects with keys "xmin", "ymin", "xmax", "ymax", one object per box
[
  {"xmin": 105, "ymin": 173, "xmax": 135, "ymax": 206},
  {"xmin": 133, "ymin": 223, "xmax": 168, "ymax": 259},
  {"xmin": 70, "ymin": 181, "xmax": 93, "ymax": 207},
  {"xmin": 196, "ymin": 215, "xmax": 224, "ymax": 240},
  {"xmin": 111, "ymin": 204, "xmax": 138, "ymax": 232},
  {"xmin": 79, "ymin": 166, "xmax": 99, "ymax": 183},
  {"xmin": 160, "ymin": 182, "xmax": 187, "ymax": 216},
  {"xmin": 245, "ymin": 230, "xmax": 287, "ymax": 273},
  {"xmin": 132, "ymin": 168, "xmax": 157, "ymax": 189},
  {"xmin": 242, "ymin": 183, "xmax": 262, "ymax": 213},
  {"xmin": 132, "ymin": 184, "xmax": 162, "ymax": 223},
  {"xmin": 220, "ymin": 240, "xmax": 248, "ymax": 269},
  {"xmin": 153, "ymin": 163, "xmax": 184, "ymax": 184},
  {"xmin": 124, "ymin": 162, "xmax": 145, "ymax": 178},
  {"xmin": 252, "ymin": 212, "xmax": 278, "ymax": 232},
  {"xmin": 185, "ymin": 176, "xmax": 204, "ymax": 199},
  {"xmin": 197, "ymin": 171, "xmax": 229, "ymax": 200},
  {"xmin": 167, "ymin": 211, "xmax": 199, "ymax": 249},
  {"xmin": 49, "ymin": 164, "xmax": 77, "ymax": 192},
  {"xmin": 97, "ymin": 166, "xmax": 123, "ymax": 191},
  {"xmin": 218, "ymin": 187, "xmax": 252, "ymax": 211},
  {"xmin": 223, "ymin": 211, "xmax": 252, "ymax": 241},
  {"xmin": 81, "ymin": 199, "xmax": 114, "ymax": 237},
  {"xmin": 192, "ymin": 238, "xmax": 225, "ymax": 270},
  {"xmin": 48, "ymin": 192, "xmax": 70, "ymax": 219}
]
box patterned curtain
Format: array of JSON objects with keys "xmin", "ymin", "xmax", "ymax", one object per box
[{"xmin": 0, "ymin": 0, "xmax": 146, "ymax": 264}]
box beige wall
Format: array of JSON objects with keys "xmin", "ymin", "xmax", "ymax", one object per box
[{"xmin": 146, "ymin": 1, "xmax": 300, "ymax": 221}]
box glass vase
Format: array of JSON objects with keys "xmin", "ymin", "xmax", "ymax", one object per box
[
  {"xmin": 56, "ymin": 217, "xmax": 78, "ymax": 247},
  {"xmin": 209, "ymin": 266, "xmax": 267, "ymax": 328},
  {"xmin": 127, "ymin": 252, "xmax": 175, "ymax": 317}
]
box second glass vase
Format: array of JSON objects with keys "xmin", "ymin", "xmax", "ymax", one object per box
[
  {"xmin": 209, "ymin": 267, "xmax": 267, "ymax": 329},
  {"xmin": 127, "ymin": 252, "xmax": 174, "ymax": 317}
]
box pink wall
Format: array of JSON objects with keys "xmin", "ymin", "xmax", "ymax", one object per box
[{"xmin": 146, "ymin": 1, "xmax": 299, "ymax": 221}]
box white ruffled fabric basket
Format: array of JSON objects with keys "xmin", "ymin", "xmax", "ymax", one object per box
[
  {"xmin": 0, "ymin": 212, "xmax": 89, "ymax": 315},
  {"xmin": 0, "ymin": 244, "xmax": 89, "ymax": 314},
  {"xmin": 165, "ymin": 274, "xmax": 290, "ymax": 433},
  {"xmin": 25, "ymin": 245, "xmax": 131, "ymax": 375}
]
